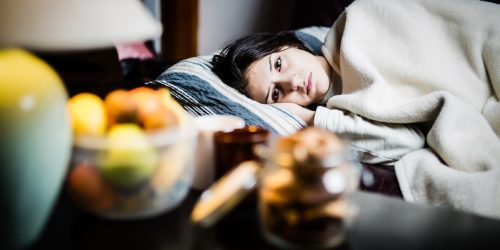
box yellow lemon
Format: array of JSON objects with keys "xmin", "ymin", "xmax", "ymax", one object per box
[{"xmin": 67, "ymin": 93, "xmax": 108, "ymax": 135}]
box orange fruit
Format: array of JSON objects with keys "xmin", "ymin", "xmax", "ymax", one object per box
[
  {"xmin": 129, "ymin": 87, "xmax": 163, "ymax": 121},
  {"xmin": 104, "ymin": 89, "xmax": 139, "ymax": 125},
  {"xmin": 66, "ymin": 163, "xmax": 115, "ymax": 211},
  {"xmin": 129, "ymin": 87, "xmax": 180, "ymax": 130}
]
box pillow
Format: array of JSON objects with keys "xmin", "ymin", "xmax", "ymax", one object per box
[{"xmin": 148, "ymin": 26, "xmax": 330, "ymax": 135}]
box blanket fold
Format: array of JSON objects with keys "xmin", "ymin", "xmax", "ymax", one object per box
[{"xmin": 322, "ymin": 0, "xmax": 500, "ymax": 218}]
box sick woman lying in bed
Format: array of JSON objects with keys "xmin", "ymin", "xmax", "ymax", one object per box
[
  {"xmin": 211, "ymin": 0, "xmax": 500, "ymax": 219},
  {"xmin": 212, "ymin": 23, "xmax": 425, "ymax": 166}
]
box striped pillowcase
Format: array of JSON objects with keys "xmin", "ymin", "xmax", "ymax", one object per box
[{"xmin": 149, "ymin": 26, "xmax": 329, "ymax": 135}]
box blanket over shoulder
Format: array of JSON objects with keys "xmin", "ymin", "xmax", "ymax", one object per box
[{"xmin": 321, "ymin": 0, "xmax": 500, "ymax": 218}]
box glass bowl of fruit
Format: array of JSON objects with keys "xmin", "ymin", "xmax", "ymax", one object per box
[{"xmin": 65, "ymin": 87, "xmax": 197, "ymax": 219}]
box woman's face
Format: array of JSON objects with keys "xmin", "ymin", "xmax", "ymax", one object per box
[{"xmin": 245, "ymin": 47, "xmax": 332, "ymax": 106}]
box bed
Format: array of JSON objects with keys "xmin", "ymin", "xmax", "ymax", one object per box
[
  {"xmin": 148, "ymin": 0, "xmax": 500, "ymax": 220},
  {"xmin": 147, "ymin": 26, "xmax": 403, "ymax": 197}
]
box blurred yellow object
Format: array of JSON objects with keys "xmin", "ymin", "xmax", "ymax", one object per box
[
  {"xmin": 0, "ymin": 48, "xmax": 71, "ymax": 249},
  {"xmin": 67, "ymin": 93, "xmax": 108, "ymax": 135},
  {"xmin": 0, "ymin": 49, "xmax": 63, "ymax": 103}
]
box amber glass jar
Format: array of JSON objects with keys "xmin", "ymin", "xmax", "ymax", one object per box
[{"xmin": 213, "ymin": 125, "xmax": 270, "ymax": 180}]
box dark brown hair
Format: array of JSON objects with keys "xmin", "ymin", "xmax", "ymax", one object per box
[{"xmin": 211, "ymin": 31, "xmax": 313, "ymax": 96}]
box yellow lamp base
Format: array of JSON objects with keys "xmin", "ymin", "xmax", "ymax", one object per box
[{"xmin": 0, "ymin": 49, "xmax": 72, "ymax": 249}]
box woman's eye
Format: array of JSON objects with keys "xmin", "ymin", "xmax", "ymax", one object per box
[
  {"xmin": 274, "ymin": 57, "xmax": 281, "ymax": 72},
  {"xmin": 272, "ymin": 87, "xmax": 280, "ymax": 102}
]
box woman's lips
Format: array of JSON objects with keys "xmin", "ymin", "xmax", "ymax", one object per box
[{"xmin": 306, "ymin": 73, "xmax": 312, "ymax": 95}]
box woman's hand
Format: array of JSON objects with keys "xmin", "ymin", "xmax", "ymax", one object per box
[{"xmin": 272, "ymin": 103, "xmax": 315, "ymax": 125}]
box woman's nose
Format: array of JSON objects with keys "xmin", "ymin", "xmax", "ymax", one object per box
[{"xmin": 282, "ymin": 74, "xmax": 303, "ymax": 92}]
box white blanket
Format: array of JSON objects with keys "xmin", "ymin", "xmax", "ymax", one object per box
[{"xmin": 322, "ymin": 0, "xmax": 500, "ymax": 218}]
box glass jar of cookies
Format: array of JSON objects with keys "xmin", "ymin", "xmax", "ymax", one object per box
[
  {"xmin": 191, "ymin": 127, "xmax": 360, "ymax": 249},
  {"xmin": 258, "ymin": 128, "xmax": 359, "ymax": 249}
]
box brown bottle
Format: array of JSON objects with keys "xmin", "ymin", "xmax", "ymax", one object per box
[{"xmin": 213, "ymin": 125, "xmax": 270, "ymax": 180}]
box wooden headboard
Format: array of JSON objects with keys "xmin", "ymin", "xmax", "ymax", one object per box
[{"xmin": 160, "ymin": 0, "xmax": 199, "ymax": 63}]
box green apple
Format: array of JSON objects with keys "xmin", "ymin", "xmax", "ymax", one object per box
[{"xmin": 98, "ymin": 123, "xmax": 158, "ymax": 189}]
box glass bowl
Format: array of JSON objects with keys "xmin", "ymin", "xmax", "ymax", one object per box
[{"xmin": 65, "ymin": 123, "xmax": 197, "ymax": 219}]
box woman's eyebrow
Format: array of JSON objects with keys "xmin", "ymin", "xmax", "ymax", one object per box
[{"xmin": 268, "ymin": 54, "xmax": 272, "ymax": 72}]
